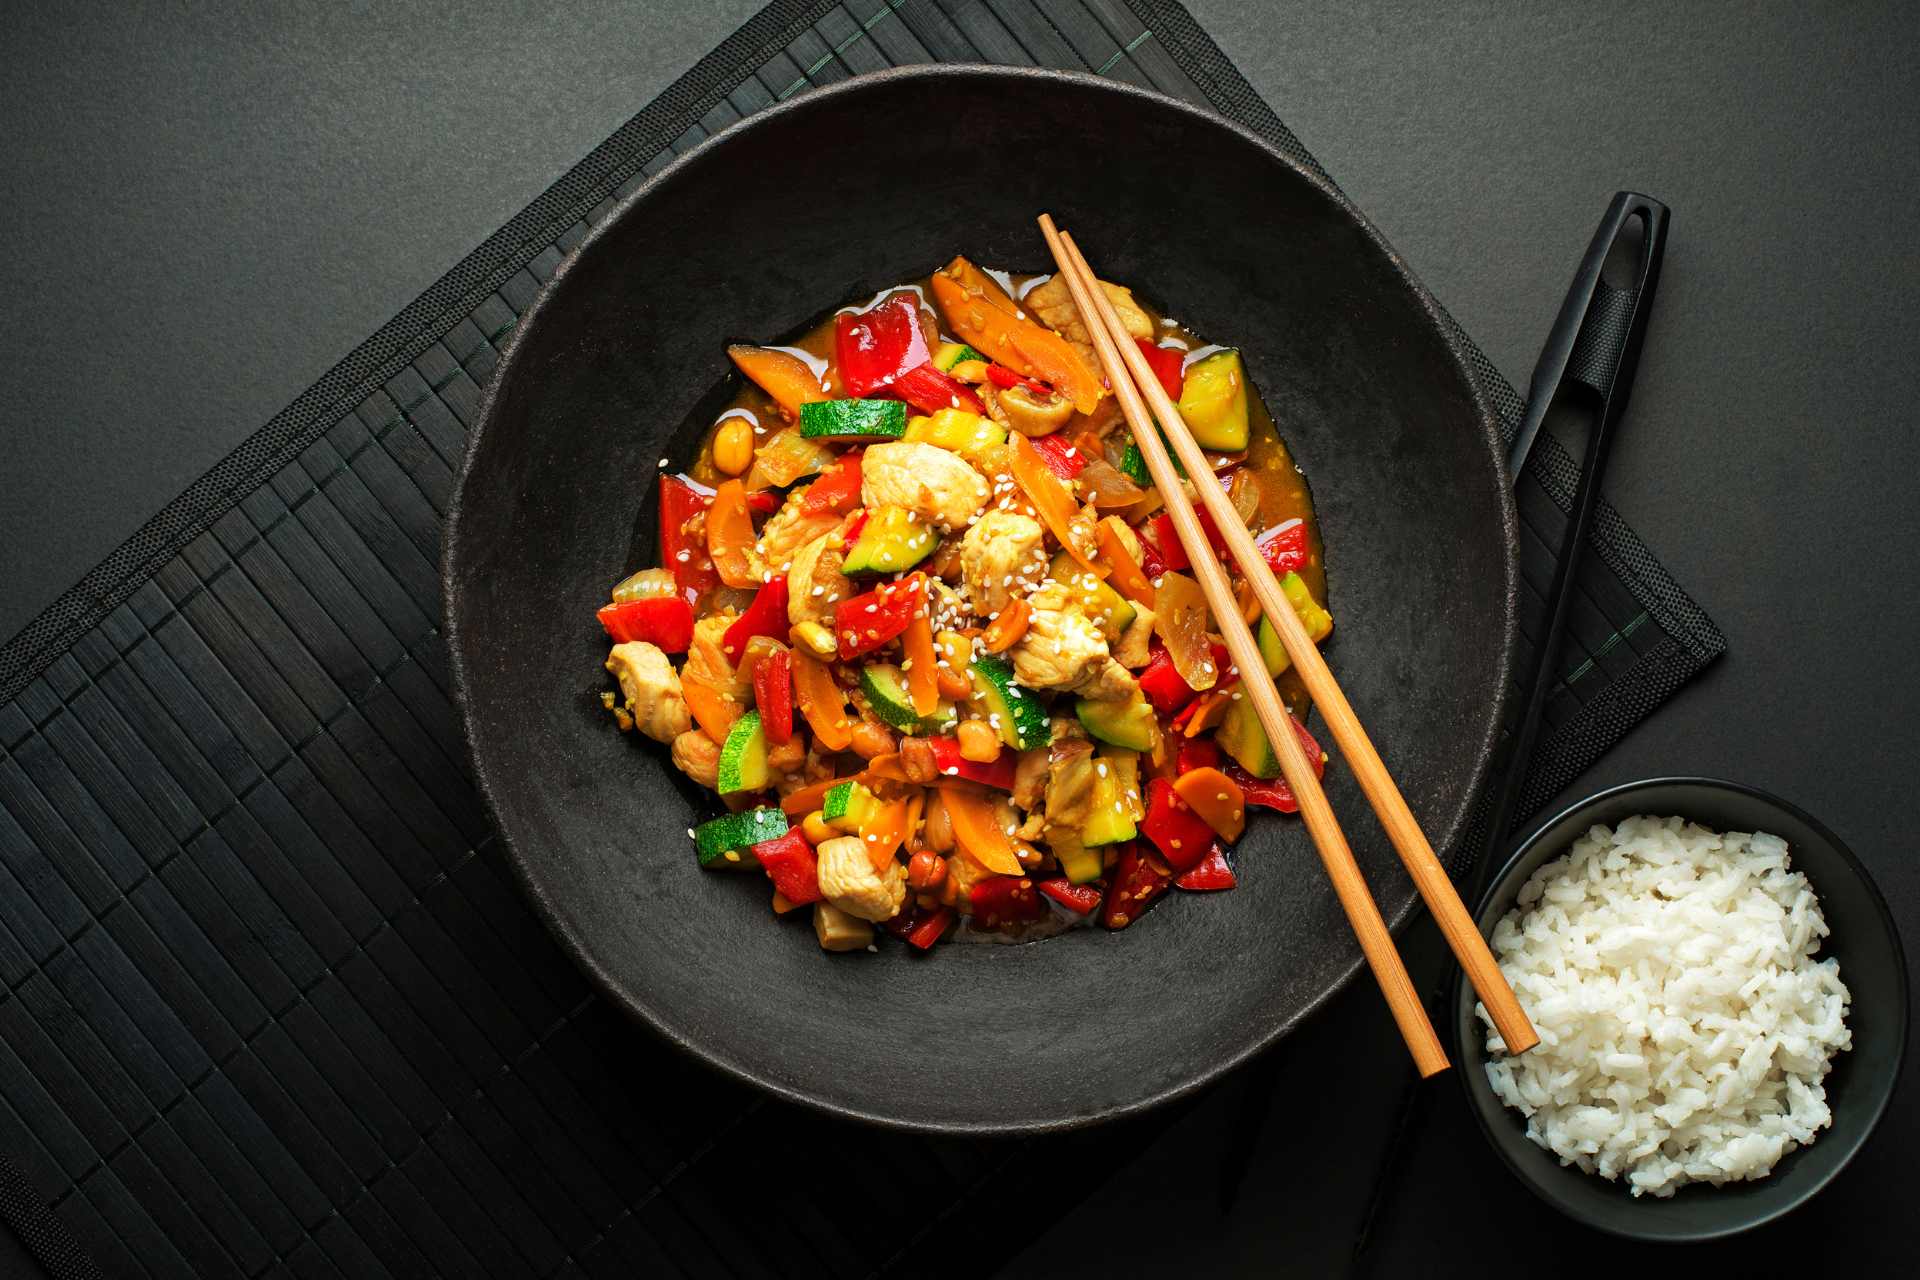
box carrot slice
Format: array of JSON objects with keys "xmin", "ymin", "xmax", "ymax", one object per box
[
  {"xmin": 791, "ymin": 650, "xmax": 853, "ymax": 751},
  {"xmin": 859, "ymin": 796, "xmax": 914, "ymax": 872},
  {"xmin": 940, "ymin": 256, "xmax": 1024, "ymax": 316},
  {"xmin": 1098, "ymin": 521, "xmax": 1157, "ymax": 608},
  {"xmin": 1011, "ymin": 436, "xmax": 1103, "ymax": 577},
  {"xmin": 1173, "ymin": 767, "xmax": 1247, "ymax": 843},
  {"xmin": 1008, "ymin": 326, "xmax": 1104, "ymax": 415},
  {"xmin": 706, "ymin": 479, "xmax": 760, "ymax": 588},
  {"xmin": 980, "ymin": 598, "xmax": 1031, "ymax": 653},
  {"xmin": 727, "ymin": 345, "xmax": 829, "ymax": 421},
  {"xmin": 939, "ymin": 786, "xmax": 1024, "ymax": 875},
  {"xmin": 902, "ymin": 573, "xmax": 940, "ymax": 717},
  {"xmin": 680, "ymin": 675, "xmax": 742, "ymax": 745}
]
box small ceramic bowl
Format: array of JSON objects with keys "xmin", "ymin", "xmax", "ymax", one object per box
[{"xmin": 1451, "ymin": 777, "xmax": 1908, "ymax": 1241}]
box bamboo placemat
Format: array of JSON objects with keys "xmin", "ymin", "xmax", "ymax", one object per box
[{"xmin": 0, "ymin": 2, "xmax": 1722, "ymax": 1275}]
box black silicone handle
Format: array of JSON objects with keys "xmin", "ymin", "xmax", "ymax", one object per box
[{"xmin": 1470, "ymin": 191, "xmax": 1671, "ymax": 909}]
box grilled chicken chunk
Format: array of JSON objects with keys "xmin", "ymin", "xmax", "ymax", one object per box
[
  {"xmin": 605, "ymin": 642, "xmax": 692, "ymax": 742},
  {"xmin": 860, "ymin": 441, "xmax": 988, "ymax": 532},
  {"xmin": 815, "ymin": 836, "xmax": 907, "ymax": 922},
  {"xmin": 786, "ymin": 533, "xmax": 851, "ymax": 627},
  {"xmin": 959, "ymin": 510, "xmax": 1046, "ymax": 617}
]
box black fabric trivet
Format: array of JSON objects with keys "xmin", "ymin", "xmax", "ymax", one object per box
[{"xmin": 0, "ymin": 2, "xmax": 1724, "ymax": 1275}]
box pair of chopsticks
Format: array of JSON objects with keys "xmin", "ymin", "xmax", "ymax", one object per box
[{"xmin": 1037, "ymin": 216, "xmax": 1539, "ymax": 1075}]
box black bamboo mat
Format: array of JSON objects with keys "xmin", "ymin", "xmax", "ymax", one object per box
[{"xmin": 0, "ymin": 1, "xmax": 1724, "ymax": 1275}]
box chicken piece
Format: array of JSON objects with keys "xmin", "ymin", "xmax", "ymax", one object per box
[
  {"xmin": 767, "ymin": 734, "xmax": 807, "ymax": 774},
  {"xmin": 1064, "ymin": 502, "xmax": 1101, "ymax": 565},
  {"xmin": 1025, "ymin": 276, "xmax": 1153, "ymax": 345},
  {"xmin": 786, "ymin": 533, "xmax": 851, "ymax": 627},
  {"xmin": 1012, "ymin": 808, "xmax": 1046, "ymax": 842},
  {"xmin": 1049, "ymin": 711, "xmax": 1090, "ymax": 744},
  {"xmin": 1012, "ymin": 747, "xmax": 1050, "ymax": 812},
  {"xmin": 682, "ymin": 614, "xmax": 743, "ymax": 692},
  {"xmin": 1010, "ymin": 582, "xmax": 1132, "ymax": 703},
  {"xmin": 815, "ymin": 836, "xmax": 907, "ymax": 922},
  {"xmin": 860, "ymin": 441, "xmax": 988, "ymax": 533},
  {"xmin": 1097, "ymin": 515, "xmax": 1142, "ymax": 568},
  {"xmin": 756, "ymin": 487, "xmax": 842, "ymax": 573},
  {"xmin": 1113, "ymin": 604, "xmax": 1156, "ymax": 670},
  {"xmin": 1071, "ymin": 655, "xmax": 1141, "ymax": 702},
  {"xmin": 960, "ymin": 511, "xmax": 1046, "ymax": 617},
  {"xmin": 606, "ymin": 642, "xmax": 692, "ymax": 743},
  {"xmin": 670, "ymin": 729, "xmax": 722, "ymax": 790}
]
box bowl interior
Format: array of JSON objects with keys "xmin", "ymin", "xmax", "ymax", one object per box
[
  {"xmin": 1453, "ymin": 778, "xmax": 1909, "ymax": 1241},
  {"xmin": 446, "ymin": 65, "xmax": 1516, "ymax": 1133}
]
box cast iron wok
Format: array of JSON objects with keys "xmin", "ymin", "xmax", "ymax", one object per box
[{"xmin": 443, "ymin": 64, "xmax": 1518, "ymax": 1134}]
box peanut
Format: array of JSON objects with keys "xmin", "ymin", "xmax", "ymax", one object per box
[{"xmin": 712, "ymin": 420, "xmax": 755, "ymax": 476}]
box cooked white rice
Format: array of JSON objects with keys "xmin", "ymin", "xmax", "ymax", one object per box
[{"xmin": 1478, "ymin": 815, "xmax": 1851, "ymax": 1197}]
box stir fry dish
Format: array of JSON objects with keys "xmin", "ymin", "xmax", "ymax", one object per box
[{"xmin": 596, "ymin": 255, "xmax": 1334, "ymax": 953}]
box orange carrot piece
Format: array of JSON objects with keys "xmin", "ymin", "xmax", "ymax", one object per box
[
  {"xmin": 706, "ymin": 479, "xmax": 760, "ymax": 588},
  {"xmin": 1183, "ymin": 688, "xmax": 1234, "ymax": 737},
  {"xmin": 1173, "ymin": 767, "xmax": 1247, "ymax": 843},
  {"xmin": 860, "ymin": 796, "xmax": 914, "ymax": 873},
  {"xmin": 1008, "ymin": 326, "xmax": 1104, "ymax": 415},
  {"xmin": 1098, "ymin": 521, "xmax": 1157, "ymax": 608},
  {"xmin": 902, "ymin": 573, "xmax": 940, "ymax": 717},
  {"xmin": 727, "ymin": 345, "xmax": 829, "ymax": 421},
  {"xmin": 939, "ymin": 255, "xmax": 1024, "ymax": 317},
  {"xmin": 791, "ymin": 651, "xmax": 853, "ymax": 751},
  {"xmin": 904, "ymin": 790, "xmax": 926, "ymax": 855},
  {"xmin": 1011, "ymin": 436, "xmax": 1103, "ymax": 577},
  {"xmin": 940, "ymin": 786, "xmax": 1023, "ymax": 875},
  {"xmin": 681, "ymin": 675, "xmax": 743, "ymax": 745},
  {"xmin": 980, "ymin": 598, "xmax": 1031, "ymax": 653}
]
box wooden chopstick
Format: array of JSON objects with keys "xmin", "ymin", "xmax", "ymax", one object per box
[
  {"xmin": 1049, "ymin": 225, "xmax": 1540, "ymax": 1059},
  {"xmin": 1038, "ymin": 216, "xmax": 1450, "ymax": 1078}
]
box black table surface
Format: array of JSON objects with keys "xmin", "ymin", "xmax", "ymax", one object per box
[{"xmin": 3, "ymin": 2, "xmax": 1915, "ymax": 1275}]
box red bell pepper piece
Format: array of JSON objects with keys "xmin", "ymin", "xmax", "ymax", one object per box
[
  {"xmin": 834, "ymin": 575, "xmax": 921, "ymax": 660},
  {"xmin": 1173, "ymin": 844, "xmax": 1236, "ymax": 891},
  {"xmin": 1139, "ymin": 777, "xmax": 1217, "ymax": 872},
  {"xmin": 659, "ymin": 474, "xmax": 716, "ymax": 604},
  {"xmin": 596, "ymin": 598, "xmax": 695, "ymax": 653},
  {"xmin": 1135, "ymin": 339, "xmax": 1185, "ymax": 402},
  {"xmin": 752, "ymin": 647, "xmax": 793, "ymax": 745},
  {"xmin": 1253, "ymin": 519, "xmax": 1311, "ymax": 577},
  {"xmin": 971, "ymin": 876, "xmax": 1048, "ymax": 928},
  {"xmin": 721, "ymin": 576, "xmax": 788, "ymax": 663},
  {"xmin": 751, "ymin": 830, "xmax": 823, "ymax": 905},
  {"xmin": 984, "ymin": 363, "xmax": 1023, "ymax": 389},
  {"xmin": 800, "ymin": 451, "xmax": 864, "ymax": 515},
  {"xmin": 1102, "ymin": 841, "xmax": 1171, "ymax": 930},
  {"xmin": 881, "ymin": 903, "xmax": 955, "ymax": 950},
  {"xmin": 1223, "ymin": 716, "xmax": 1325, "ymax": 813},
  {"xmin": 1175, "ymin": 736, "xmax": 1220, "ymax": 775},
  {"xmin": 893, "ymin": 362, "xmax": 986, "ymax": 417},
  {"xmin": 1137, "ymin": 532, "xmax": 1166, "ymax": 580},
  {"xmin": 745, "ymin": 489, "xmax": 780, "ymax": 515},
  {"xmin": 1147, "ymin": 513, "xmax": 1191, "ymax": 571},
  {"xmin": 1031, "ymin": 432, "xmax": 1086, "ymax": 481},
  {"xmin": 1036, "ymin": 877, "xmax": 1104, "ymax": 915},
  {"xmin": 1138, "ymin": 644, "xmax": 1197, "ymax": 714},
  {"xmin": 1192, "ymin": 503, "xmax": 1231, "ymax": 559},
  {"xmin": 926, "ymin": 736, "xmax": 1017, "ymax": 790},
  {"xmin": 836, "ymin": 294, "xmax": 930, "ymax": 397}
]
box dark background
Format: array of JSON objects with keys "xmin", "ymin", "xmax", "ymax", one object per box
[{"xmin": 2, "ymin": 1, "xmax": 1913, "ymax": 1274}]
